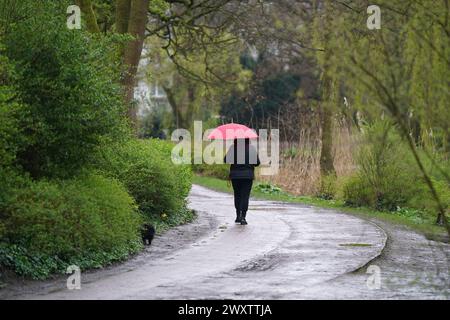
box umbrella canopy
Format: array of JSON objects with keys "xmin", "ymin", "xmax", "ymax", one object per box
[{"xmin": 207, "ymin": 123, "xmax": 258, "ymax": 140}]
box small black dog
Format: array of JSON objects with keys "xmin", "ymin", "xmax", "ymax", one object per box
[{"xmin": 141, "ymin": 224, "xmax": 155, "ymax": 246}]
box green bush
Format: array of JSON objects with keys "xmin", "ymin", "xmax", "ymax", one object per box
[
  {"xmin": 0, "ymin": 92, "xmax": 24, "ymax": 168},
  {"xmin": 0, "ymin": 2, "xmax": 195, "ymax": 280},
  {"xmin": 408, "ymin": 177, "xmax": 450, "ymax": 215},
  {"xmin": 3, "ymin": 0, "xmax": 128, "ymax": 179},
  {"xmin": 0, "ymin": 44, "xmax": 27, "ymax": 169},
  {"xmin": 341, "ymin": 174, "xmax": 377, "ymax": 208},
  {"xmin": 317, "ymin": 174, "xmax": 337, "ymax": 200},
  {"xmin": 0, "ymin": 169, "xmax": 30, "ymax": 240},
  {"xmin": 145, "ymin": 139, "xmax": 192, "ymax": 199},
  {"xmin": 0, "ymin": 172, "xmax": 142, "ymax": 279},
  {"xmin": 341, "ymin": 121, "xmax": 421, "ymax": 210},
  {"xmin": 93, "ymin": 139, "xmax": 193, "ymax": 226},
  {"xmin": 340, "ymin": 121, "xmax": 450, "ymax": 225}
]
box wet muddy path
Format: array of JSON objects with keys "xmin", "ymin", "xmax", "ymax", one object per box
[{"xmin": 1, "ymin": 185, "xmax": 448, "ymax": 299}]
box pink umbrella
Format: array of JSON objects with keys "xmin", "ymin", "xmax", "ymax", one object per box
[{"xmin": 207, "ymin": 123, "xmax": 258, "ymax": 140}]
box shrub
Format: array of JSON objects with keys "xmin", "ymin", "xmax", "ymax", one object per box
[
  {"xmin": 341, "ymin": 174, "xmax": 376, "ymax": 208},
  {"xmin": 317, "ymin": 174, "xmax": 337, "ymax": 200},
  {"xmin": 0, "ymin": 44, "xmax": 27, "ymax": 169},
  {"xmin": 92, "ymin": 139, "xmax": 193, "ymax": 225},
  {"xmin": 145, "ymin": 139, "xmax": 193, "ymax": 200},
  {"xmin": 3, "ymin": 0, "xmax": 129, "ymax": 179},
  {"xmin": 408, "ymin": 177, "xmax": 450, "ymax": 215},
  {"xmin": 0, "ymin": 91, "xmax": 24, "ymax": 168},
  {"xmin": 342, "ymin": 121, "xmax": 421, "ymax": 210},
  {"xmin": 0, "ymin": 169, "xmax": 30, "ymax": 240},
  {"xmin": 0, "ymin": 172, "xmax": 142, "ymax": 279},
  {"xmin": 341, "ymin": 121, "xmax": 450, "ymax": 223}
]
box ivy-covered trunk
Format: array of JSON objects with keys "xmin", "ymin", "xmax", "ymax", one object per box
[
  {"xmin": 76, "ymin": 0, "xmax": 100, "ymax": 33},
  {"xmin": 78, "ymin": 0, "xmax": 150, "ymax": 130},
  {"xmin": 121, "ymin": 0, "xmax": 149, "ymax": 128}
]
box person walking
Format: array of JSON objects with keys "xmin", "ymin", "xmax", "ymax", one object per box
[{"xmin": 224, "ymin": 138, "xmax": 260, "ymax": 225}]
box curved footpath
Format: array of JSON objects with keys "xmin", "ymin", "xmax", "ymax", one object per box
[{"xmin": 1, "ymin": 185, "xmax": 448, "ymax": 299}]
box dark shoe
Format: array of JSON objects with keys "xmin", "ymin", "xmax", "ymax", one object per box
[
  {"xmin": 240, "ymin": 212, "xmax": 248, "ymax": 225},
  {"xmin": 235, "ymin": 211, "xmax": 241, "ymax": 223}
]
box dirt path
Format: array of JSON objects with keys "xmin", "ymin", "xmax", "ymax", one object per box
[{"xmin": 1, "ymin": 185, "xmax": 448, "ymax": 299}]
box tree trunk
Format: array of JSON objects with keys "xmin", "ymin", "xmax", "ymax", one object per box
[
  {"xmin": 319, "ymin": 0, "xmax": 336, "ymax": 177},
  {"xmin": 319, "ymin": 103, "xmax": 336, "ymax": 176},
  {"xmin": 115, "ymin": 0, "xmax": 131, "ymax": 34},
  {"xmin": 121, "ymin": 0, "xmax": 149, "ymax": 129},
  {"xmin": 164, "ymin": 85, "xmax": 183, "ymax": 129},
  {"xmin": 319, "ymin": 66, "xmax": 336, "ymax": 176},
  {"xmin": 76, "ymin": 0, "xmax": 100, "ymax": 33}
]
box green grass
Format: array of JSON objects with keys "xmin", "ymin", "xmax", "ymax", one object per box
[{"xmin": 193, "ymin": 175, "xmax": 447, "ymax": 238}]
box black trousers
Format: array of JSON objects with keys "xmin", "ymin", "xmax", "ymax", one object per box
[{"xmin": 231, "ymin": 179, "xmax": 253, "ymax": 213}]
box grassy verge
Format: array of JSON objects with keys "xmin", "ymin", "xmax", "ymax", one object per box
[
  {"xmin": 193, "ymin": 175, "xmax": 447, "ymax": 238},
  {"xmin": 150, "ymin": 207, "xmax": 197, "ymax": 234}
]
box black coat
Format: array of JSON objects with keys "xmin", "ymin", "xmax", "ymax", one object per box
[{"xmin": 224, "ymin": 142, "xmax": 260, "ymax": 180}]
